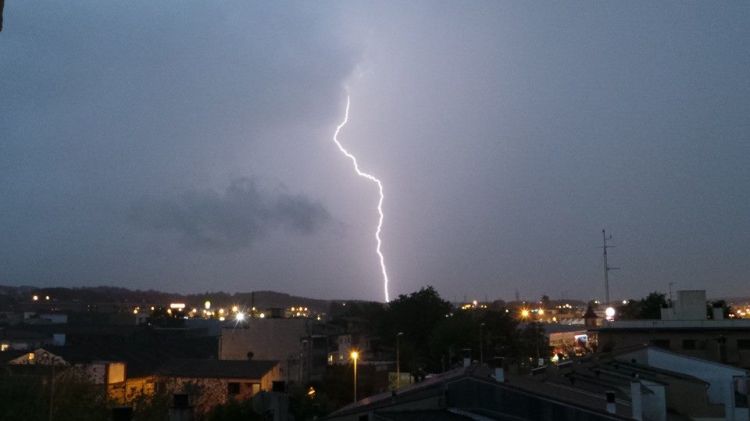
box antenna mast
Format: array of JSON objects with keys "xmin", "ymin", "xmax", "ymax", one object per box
[{"xmin": 602, "ymin": 229, "xmax": 619, "ymax": 305}]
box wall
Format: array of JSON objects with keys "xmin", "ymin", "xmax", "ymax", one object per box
[{"xmin": 621, "ymin": 348, "xmax": 749, "ymax": 420}]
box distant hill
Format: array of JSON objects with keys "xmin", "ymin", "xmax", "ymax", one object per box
[{"xmin": 0, "ymin": 285, "xmax": 331, "ymax": 314}]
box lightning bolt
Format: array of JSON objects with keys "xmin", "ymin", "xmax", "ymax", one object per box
[{"xmin": 332, "ymin": 95, "xmax": 391, "ymax": 302}]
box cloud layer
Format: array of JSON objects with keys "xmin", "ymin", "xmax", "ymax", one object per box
[{"xmin": 129, "ymin": 178, "xmax": 329, "ymax": 252}]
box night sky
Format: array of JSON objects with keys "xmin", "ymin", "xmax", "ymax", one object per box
[{"xmin": 1, "ymin": 2, "xmax": 749, "ymax": 301}]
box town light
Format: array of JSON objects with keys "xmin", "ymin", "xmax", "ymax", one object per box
[
  {"xmin": 520, "ymin": 309, "xmax": 530, "ymax": 318},
  {"xmin": 32, "ymin": 295, "xmax": 39, "ymax": 301},
  {"xmin": 235, "ymin": 312, "xmax": 245, "ymax": 321},
  {"xmin": 605, "ymin": 307, "xmax": 616, "ymax": 321},
  {"xmin": 204, "ymin": 300, "xmax": 211, "ymax": 310}
]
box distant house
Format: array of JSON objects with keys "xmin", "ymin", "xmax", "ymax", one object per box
[
  {"xmin": 0, "ymin": 327, "xmax": 55, "ymax": 351},
  {"xmin": 7, "ymin": 348, "xmax": 67, "ymax": 366},
  {"xmin": 153, "ymin": 359, "xmax": 282, "ymax": 413}
]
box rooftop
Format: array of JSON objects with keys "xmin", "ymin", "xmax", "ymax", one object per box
[{"xmin": 157, "ymin": 359, "xmax": 278, "ymax": 380}]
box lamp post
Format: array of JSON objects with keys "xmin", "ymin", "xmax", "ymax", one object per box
[
  {"xmin": 479, "ymin": 323, "xmax": 485, "ymax": 364},
  {"xmin": 396, "ymin": 332, "xmax": 404, "ymax": 389},
  {"xmin": 350, "ymin": 350, "xmax": 359, "ymax": 403}
]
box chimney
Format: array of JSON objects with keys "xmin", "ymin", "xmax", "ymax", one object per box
[
  {"xmin": 462, "ymin": 348, "xmax": 472, "ymax": 368},
  {"xmin": 605, "ymin": 391, "xmax": 616, "ymax": 414},
  {"xmin": 490, "ymin": 357, "xmax": 505, "ymax": 382},
  {"xmin": 630, "ymin": 382, "xmax": 643, "ymax": 421}
]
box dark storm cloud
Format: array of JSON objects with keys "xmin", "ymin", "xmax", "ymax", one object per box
[{"xmin": 129, "ymin": 178, "xmax": 329, "ymax": 252}]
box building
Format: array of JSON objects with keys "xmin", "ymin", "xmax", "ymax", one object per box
[
  {"xmin": 325, "ymin": 363, "xmax": 629, "ymax": 421},
  {"xmin": 154, "ymin": 359, "xmax": 282, "ymax": 414},
  {"xmin": 528, "ymin": 345, "xmax": 750, "ymax": 420},
  {"xmin": 616, "ymin": 346, "xmax": 749, "ymax": 420},
  {"xmin": 593, "ymin": 290, "xmax": 750, "ymax": 368},
  {"xmin": 220, "ymin": 318, "xmax": 327, "ymax": 384}
]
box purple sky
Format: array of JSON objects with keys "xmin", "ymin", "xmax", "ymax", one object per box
[{"xmin": 1, "ymin": 2, "xmax": 749, "ymax": 302}]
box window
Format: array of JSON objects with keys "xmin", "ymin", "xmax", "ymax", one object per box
[
  {"xmin": 650, "ymin": 339, "xmax": 670, "ymax": 349},
  {"xmin": 227, "ymin": 382, "xmax": 240, "ymax": 395},
  {"xmin": 682, "ymin": 339, "xmax": 697, "ymax": 350},
  {"xmin": 272, "ymin": 381, "xmax": 286, "ymax": 392},
  {"xmin": 738, "ymin": 339, "xmax": 750, "ymax": 350}
]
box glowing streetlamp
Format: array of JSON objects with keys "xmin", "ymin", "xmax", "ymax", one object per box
[
  {"xmin": 520, "ymin": 309, "xmax": 530, "ymax": 319},
  {"xmin": 235, "ymin": 312, "xmax": 245, "ymax": 322},
  {"xmin": 350, "ymin": 350, "xmax": 359, "ymax": 402},
  {"xmin": 605, "ymin": 307, "xmax": 616, "ymax": 321}
]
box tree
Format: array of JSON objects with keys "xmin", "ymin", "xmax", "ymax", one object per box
[
  {"xmin": 205, "ymin": 398, "xmax": 262, "ymax": 421},
  {"xmin": 616, "ymin": 292, "xmax": 667, "ymax": 320},
  {"xmin": 429, "ymin": 308, "xmax": 521, "ymax": 371},
  {"xmin": 0, "ymin": 366, "xmax": 109, "ymax": 421},
  {"xmin": 379, "ymin": 286, "xmax": 452, "ymax": 373}
]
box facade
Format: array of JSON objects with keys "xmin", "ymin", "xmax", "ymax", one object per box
[
  {"xmin": 153, "ymin": 359, "xmax": 282, "ymax": 414},
  {"xmin": 220, "ymin": 318, "xmax": 327, "ymax": 383}
]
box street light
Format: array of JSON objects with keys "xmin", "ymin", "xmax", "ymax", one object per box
[
  {"xmin": 350, "ymin": 350, "xmax": 359, "ymax": 403},
  {"xmin": 605, "ymin": 306, "xmax": 616, "ymax": 321},
  {"xmin": 396, "ymin": 332, "xmax": 404, "ymax": 389}
]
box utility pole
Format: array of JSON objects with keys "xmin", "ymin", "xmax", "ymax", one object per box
[
  {"xmin": 479, "ymin": 323, "xmax": 485, "ymax": 364},
  {"xmin": 668, "ymin": 282, "xmax": 674, "ymax": 303},
  {"xmin": 396, "ymin": 332, "xmax": 403, "ymax": 389},
  {"xmin": 602, "ymin": 229, "xmax": 619, "ymax": 305}
]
